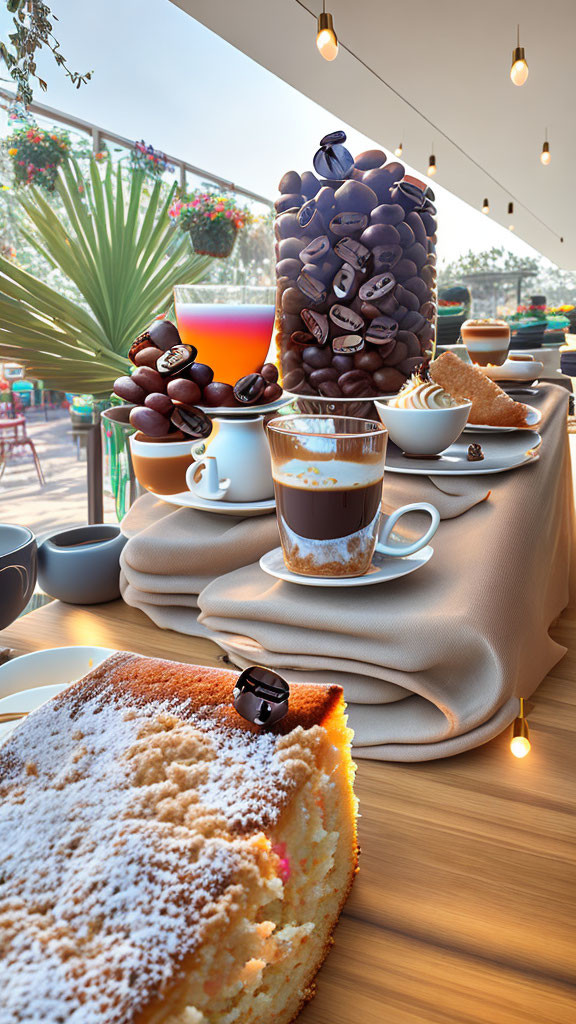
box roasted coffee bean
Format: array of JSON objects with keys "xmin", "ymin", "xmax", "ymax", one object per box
[
  {"xmin": 361, "ymin": 223, "xmax": 401, "ymax": 249},
  {"xmin": 420, "ymin": 211, "xmax": 437, "ymax": 236},
  {"xmin": 148, "ymin": 319, "xmax": 181, "ymax": 351},
  {"xmin": 370, "ymin": 203, "xmax": 405, "ymax": 226},
  {"xmin": 404, "ymin": 276, "xmax": 430, "ymax": 303},
  {"xmin": 132, "ymin": 366, "xmax": 166, "ymax": 394},
  {"xmin": 332, "ymin": 334, "xmax": 364, "ymax": 354},
  {"xmin": 372, "ymin": 367, "xmax": 407, "ymax": 393},
  {"xmin": 309, "ymin": 367, "xmax": 339, "ymax": 386},
  {"xmin": 276, "ymin": 257, "xmax": 303, "ymax": 279},
  {"xmin": 394, "ymin": 285, "xmax": 420, "ymax": 311},
  {"xmin": 279, "ymin": 237, "xmax": 307, "ymax": 260},
  {"xmin": 334, "ymin": 179, "xmax": 378, "ymax": 214},
  {"xmin": 420, "ymin": 301, "xmax": 436, "ymax": 319},
  {"xmin": 329, "ymin": 304, "xmax": 364, "ymax": 333},
  {"xmin": 401, "ymin": 311, "xmax": 427, "ymax": 333},
  {"xmin": 156, "ymin": 344, "xmax": 197, "ymax": 377},
  {"xmin": 275, "ymin": 211, "xmax": 302, "ymax": 240},
  {"xmin": 359, "ymin": 273, "xmax": 395, "ymax": 302},
  {"xmin": 261, "ymin": 363, "xmax": 279, "ymax": 384},
  {"xmin": 393, "ymin": 259, "xmax": 418, "ymax": 282},
  {"xmin": 366, "ymin": 316, "xmax": 398, "ymax": 343},
  {"xmin": 297, "ymin": 271, "xmax": 326, "ymax": 304},
  {"xmin": 202, "ymin": 382, "xmax": 236, "ymax": 407},
  {"xmin": 188, "ymin": 363, "xmax": 214, "ymax": 389},
  {"xmin": 333, "ymin": 263, "xmax": 357, "ymax": 300},
  {"xmin": 234, "ymin": 373, "xmax": 267, "ymax": 405},
  {"xmin": 128, "ymin": 332, "xmax": 152, "ymax": 364},
  {"xmin": 290, "ymin": 330, "xmax": 315, "ymax": 346},
  {"xmin": 274, "ymin": 194, "xmax": 304, "ymax": 215},
  {"xmin": 318, "ymin": 380, "xmax": 343, "ymax": 398},
  {"xmin": 130, "ymin": 405, "xmax": 171, "ymax": 437},
  {"xmin": 332, "ymin": 354, "xmax": 355, "ymax": 374},
  {"xmin": 282, "ymin": 351, "xmax": 302, "ymax": 374},
  {"xmin": 300, "ymin": 170, "xmax": 321, "ymax": 198},
  {"xmin": 302, "ymin": 345, "xmax": 332, "ymax": 369},
  {"xmin": 372, "ymin": 244, "xmax": 402, "ymax": 271},
  {"xmin": 329, "ymin": 211, "xmax": 368, "ymax": 237},
  {"xmin": 262, "ymin": 382, "xmax": 283, "ymax": 402},
  {"xmin": 404, "ymin": 242, "xmax": 428, "ymax": 269},
  {"xmin": 360, "ymin": 302, "xmax": 383, "ymax": 320},
  {"xmin": 167, "ymin": 378, "xmax": 202, "ymax": 405},
  {"xmin": 354, "ymin": 149, "xmax": 386, "ymax": 170},
  {"xmin": 354, "ymin": 350, "xmax": 384, "ymax": 372},
  {"xmin": 144, "ymin": 392, "xmax": 173, "ymax": 416},
  {"xmin": 283, "ymin": 368, "xmax": 306, "ymax": 391},
  {"xmin": 300, "ymin": 235, "xmax": 331, "ymax": 263},
  {"xmin": 375, "ymin": 294, "xmax": 399, "ymax": 316},
  {"xmin": 134, "ymin": 345, "xmax": 162, "ymax": 369},
  {"xmin": 396, "ymin": 331, "xmax": 421, "ymax": 356},
  {"xmin": 392, "ymin": 181, "xmax": 426, "ymax": 213},
  {"xmin": 396, "ymin": 222, "xmax": 416, "ymax": 248},
  {"xmin": 386, "ymin": 340, "xmax": 409, "ymax": 366},
  {"xmin": 113, "ymin": 375, "xmax": 146, "ymax": 404},
  {"xmin": 405, "ymin": 212, "xmax": 428, "ymax": 248},
  {"xmin": 397, "ymin": 356, "xmax": 427, "ymax": 376},
  {"xmin": 394, "ymin": 304, "xmax": 408, "ymax": 322},
  {"xmin": 301, "ymin": 309, "xmax": 329, "ymax": 344},
  {"xmin": 418, "ymin": 322, "xmax": 435, "ymax": 344},
  {"xmin": 170, "ymin": 404, "xmax": 212, "ymax": 439},
  {"xmin": 333, "ymin": 236, "xmax": 371, "ymax": 270},
  {"xmin": 338, "ymin": 370, "xmax": 373, "ymax": 397},
  {"xmin": 279, "ymin": 170, "xmax": 302, "ymax": 194}
]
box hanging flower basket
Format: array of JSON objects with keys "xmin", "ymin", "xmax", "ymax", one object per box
[
  {"xmin": 169, "ymin": 191, "xmax": 253, "ymax": 259},
  {"xmin": 130, "ymin": 140, "xmax": 175, "ymax": 179},
  {"xmin": 5, "ymin": 125, "xmax": 70, "ymax": 192}
]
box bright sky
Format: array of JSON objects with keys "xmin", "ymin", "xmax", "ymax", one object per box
[{"xmin": 0, "ymin": 0, "xmax": 553, "ymax": 268}]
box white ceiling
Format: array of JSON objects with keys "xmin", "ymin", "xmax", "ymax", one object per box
[{"xmin": 172, "ymin": 0, "xmax": 576, "ymax": 269}]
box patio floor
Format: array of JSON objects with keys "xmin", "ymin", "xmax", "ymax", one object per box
[{"xmin": 0, "ymin": 409, "xmax": 116, "ymax": 539}]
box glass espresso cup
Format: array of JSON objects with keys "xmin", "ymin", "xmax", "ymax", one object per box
[{"xmin": 267, "ymin": 415, "xmax": 439, "ymax": 578}]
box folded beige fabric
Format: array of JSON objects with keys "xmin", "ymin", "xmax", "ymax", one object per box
[
  {"xmin": 198, "ymin": 386, "xmax": 572, "ymax": 761},
  {"xmin": 120, "ymin": 493, "xmax": 279, "ymax": 635}
]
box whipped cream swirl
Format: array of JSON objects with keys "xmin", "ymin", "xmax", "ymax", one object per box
[{"xmin": 391, "ymin": 373, "xmax": 457, "ymax": 410}]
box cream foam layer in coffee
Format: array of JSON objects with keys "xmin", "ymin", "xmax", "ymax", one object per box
[
  {"xmin": 273, "ymin": 458, "xmax": 383, "ymax": 489},
  {"xmin": 390, "ymin": 374, "xmax": 458, "ymax": 410},
  {"xmin": 461, "ymin": 319, "xmax": 510, "ymax": 352}
]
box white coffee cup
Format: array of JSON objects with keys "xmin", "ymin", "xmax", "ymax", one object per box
[{"xmin": 185, "ymin": 415, "xmax": 274, "ymax": 503}]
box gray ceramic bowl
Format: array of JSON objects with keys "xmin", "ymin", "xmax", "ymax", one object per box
[
  {"xmin": 38, "ymin": 524, "xmax": 127, "ymax": 605},
  {"xmin": 0, "ymin": 524, "xmax": 37, "ymax": 629}
]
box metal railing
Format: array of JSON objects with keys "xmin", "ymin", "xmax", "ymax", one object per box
[{"xmin": 0, "ymin": 86, "xmax": 273, "ymax": 208}]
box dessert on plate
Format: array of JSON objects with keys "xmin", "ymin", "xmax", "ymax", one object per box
[
  {"xmin": 389, "ymin": 372, "xmax": 460, "ymax": 409},
  {"xmin": 430, "ymin": 350, "xmax": 530, "ymax": 427},
  {"xmin": 375, "ymin": 372, "xmax": 471, "ymax": 455},
  {"xmin": 0, "ymin": 653, "xmax": 357, "ymax": 1024}
]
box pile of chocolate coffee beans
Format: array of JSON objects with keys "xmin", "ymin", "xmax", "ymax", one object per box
[
  {"xmin": 113, "ymin": 318, "xmax": 283, "ymax": 439},
  {"xmin": 275, "ymin": 131, "xmax": 437, "ymax": 400}
]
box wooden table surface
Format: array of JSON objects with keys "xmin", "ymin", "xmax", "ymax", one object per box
[{"xmin": 3, "ymin": 596, "xmax": 576, "ymax": 1024}]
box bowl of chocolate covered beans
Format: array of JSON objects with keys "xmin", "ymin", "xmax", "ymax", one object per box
[
  {"xmin": 274, "ymin": 131, "xmax": 438, "ymax": 403},
  {"xmin": 113, "ymin": 317, "xmax": 283, "ymax": 495}
]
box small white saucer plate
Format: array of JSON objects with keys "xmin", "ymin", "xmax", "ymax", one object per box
[
  {"xmin": 463, "ymin": 404, "xmax": 542, "ymax": 433},
  {"xmin": 197, "ymin": 396, "xmax": 291, "ymax": 417},
  {"xmin": 0, "ymin": 646, "xmax": 115, "ymax": 745},
  {"xmin": 259, "ymin": 543, "xmax": 434, "ymax": 587},
  {"xmin": 386, "ymin": 431, "xmax": 541, "ymax": 476},
  {"xmin": 156, "ymin": 491, "xmax": 276, "ymax": 516},
  {"xmin": 479, "ymin": 360, "xmax": 543, "ymax": 382}
]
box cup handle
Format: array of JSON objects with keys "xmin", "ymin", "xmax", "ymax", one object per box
[
  {"xmin": 377, "ymin": 502, "xmax": 440, "ymax": 557},
  {"xmin": 186, "ymin": 455, "xmax": 230, "ymax": 501}
]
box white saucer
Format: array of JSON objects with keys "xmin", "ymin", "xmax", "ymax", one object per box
[
  {"xmin": 197, "ymin": 396, "xmax": 291, "ymax": 417},
  {"xmin": 463, "ymin": 404, "xmax": 542, "ymax": 433},
  {"xmin": 156, "ymin": 491, "xmax": 276, "ymax": 516},
  {"xmin": 0, "ymin": 646, "xmax": 115, "ymax": 745},
  {"xmin": 259, "ymin": 543, "xmax": 433, "ymax": 587},
  {"xmin": 385, "ymin": 431, "xmax": 541, "ymax": 476},
  {"xmin": 479, "ymin": 360, "xmax": 544, "ymax": 382}
]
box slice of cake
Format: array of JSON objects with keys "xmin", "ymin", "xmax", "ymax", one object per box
[
  {"xmin": 0, "ymin": 653, "xmax": 357, "ymax": 1024},
  {"xmin": 430, "ymin": 349, "xmax": 530, "ymax": 427}
]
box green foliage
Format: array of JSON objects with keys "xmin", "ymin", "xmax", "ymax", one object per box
[
  {"xmin": 0, "ymin": 158, "xmax": 212, "ymax": 394},
  {"xmin": 1, "ymin": 0, "xmax": 92, "ymax": 103}
]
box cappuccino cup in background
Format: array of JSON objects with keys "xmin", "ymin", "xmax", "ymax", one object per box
[
  {"xmin": 461, "ymin": 318, "xmax": 511, "ymax": 366},
  {"xmin": 267, "ymin": 415, "xmax": 439, "ymax": 578}
]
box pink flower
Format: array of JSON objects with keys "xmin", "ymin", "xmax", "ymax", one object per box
[{"xmin": 225, "ymin": 210, "xmax": 233, "ymax": 218}]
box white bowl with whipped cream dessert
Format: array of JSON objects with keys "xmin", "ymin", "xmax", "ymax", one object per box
[
  {"xmin": 375, "ymin": 375, "xmax": 472, "ymax": 456},
  {"xmin": 461, "ymin": 318, "xmax": 511, "ymax": 366}
]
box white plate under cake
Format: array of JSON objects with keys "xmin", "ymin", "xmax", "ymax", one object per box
[{"xmin": 0, "ymin": 653, "xmax": 358, "ymax": 1024}]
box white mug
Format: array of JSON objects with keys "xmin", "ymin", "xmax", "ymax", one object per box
[
  {"xmin": 377, "ymin": 502, "xmax": 440, "ymax": 556},
  {"xmin": 185, "ymin": 415, "xmax": 274, "ymax": 503}
]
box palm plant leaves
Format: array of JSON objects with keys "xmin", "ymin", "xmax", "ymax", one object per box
[{"xmin": 0, "ymin": 158, "xmax": 212, "ymax": 395}]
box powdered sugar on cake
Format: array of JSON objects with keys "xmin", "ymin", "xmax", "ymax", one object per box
[{"xmin": 0, "ymin": 680, "xmax": 323, "ymax": 1023}]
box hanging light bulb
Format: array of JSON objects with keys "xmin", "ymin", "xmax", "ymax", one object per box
[
  {"xmin": 482, "ymin": 198, "xmax": 490, "ymax": 214},
  {"xmin": 510, "ymin": 24, "xmax": 529, "ymax": 86},
  {"xmin": 510, "ymin": 698, "xmax": 531, "ymax": 758},
  {"xmin": 394, "ymin": 141, "xmax": 403, "ymax": 157},
  {"xmin": 427, "ymin": 149, "xmax": 437, "ymax": 177},
  {"xmin": 508, "ymin": 201, "xmax": 515, "ymax": 230},
  {"xmin": 316, "ymin": 3, "xmax": 338, "ymax": 61},
  {"xmin": 541, "ymin": 130, "xmax": 551, "ymax": 165}
]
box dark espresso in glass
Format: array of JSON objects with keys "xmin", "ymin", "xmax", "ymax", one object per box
[{"xmin": 267, "ymin": 416, "xmax": 388, "ymax": 578}]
